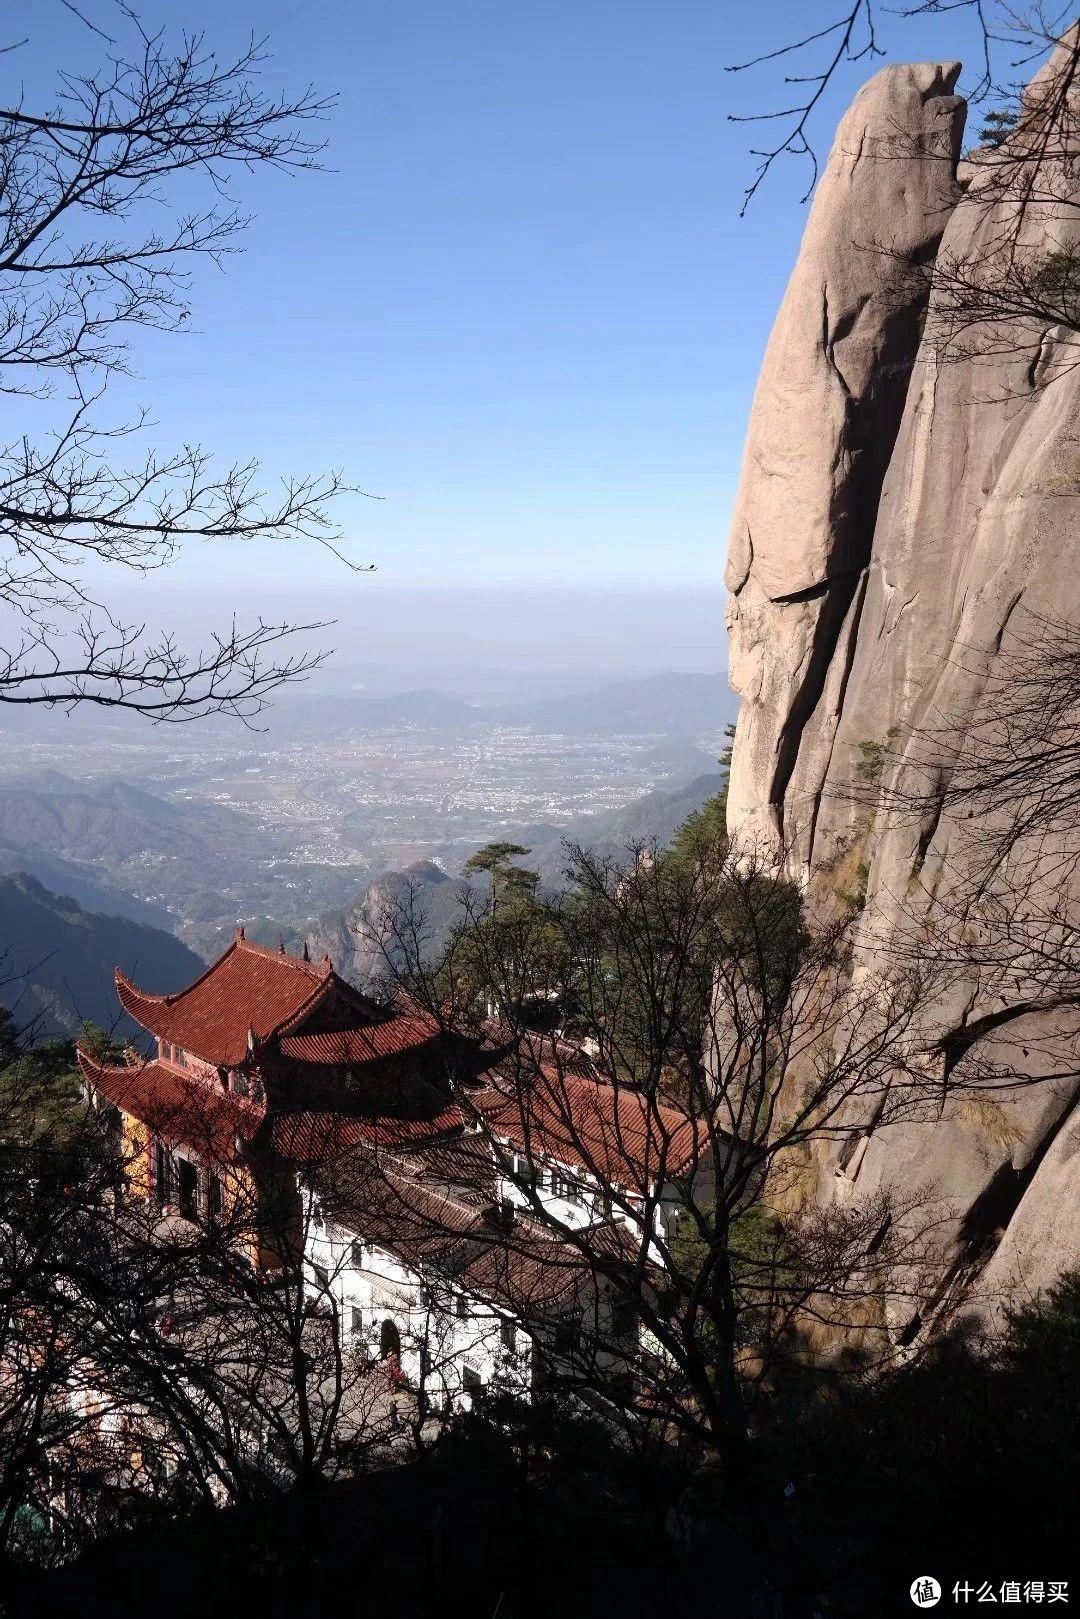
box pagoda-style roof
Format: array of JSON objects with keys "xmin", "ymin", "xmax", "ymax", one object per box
[
  {"xmin": 115, "ymin": 930, "xmax": 438, "ymax": 1072},
  {"xmin": 277, "ymin": 1015, "xmax": 438, "ymax": 1066},
  {"xmin": 96, "ymin": 931, "xmax": 482, "ymax": 1172},
  {"xmin": 270, "ymin": 1099, "xmax": 466, "ymax": 1165},
  {"xmin": 78, "ymin": 1048, "xmax": 467, "ymax": 1166},
  {"xmin": 77, "ymin": 1052, "xmax": 262, "ymax": 1163}
]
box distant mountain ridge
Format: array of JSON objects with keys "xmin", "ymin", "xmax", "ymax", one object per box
[
  {"xmin": 494, "ymin": 674, "xmax": 726, "ymax": 736},
  {"xmin": 516, "ymin": 772, "xmax": 724, "ymax": 887},
  {"xmin": 0, "ymin": 773, "xmax": 362, "ymax": 944},
  {"xmin": 0, "ymin": 772, "xmax": 725, "ymax": 1037},
  {"xmin": 0, "ymin": 673, "xmax": 729, "ymax": 955},
  {"xmin": 0, "ymin": 772, "xmax": 241, "ymax": 872},
  {"xmin": 0, "ymin": 843, "xmax": 174, "ymax": 928},
  {"xmin": 276, "ymin": 671, "xmax": 729, "ymax": 738},
  {"xmin": 0, "ymin": 872, "xmax": 206, "ymax": 1043}
]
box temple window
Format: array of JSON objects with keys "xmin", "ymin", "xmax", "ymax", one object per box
[
  {"xmin": 152, "ymin": 1139, "xmax": 170, "ymax": 1209},
  {"xmin": 462, "ymin": 1364, "xmax": 482, "ymax": 1397},
  {"xmin": 177, "ymin": 1158, "xmax": 199, "ymax": 1222},
  {"xmin": 554, "ymin": 1309, "xmax": 583, "ymax": 1354}
]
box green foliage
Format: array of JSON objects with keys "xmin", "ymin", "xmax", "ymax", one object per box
[
  {"xmin": 0, "ymin": 1021, "xmax": 117, "ymax": 1158},
  {"xmin": 1030, "ymin": 247, "xmax": 1080, "ymax": 326},
  {"xmin": 0, "ymin": 1041, "xmax": 82, "ymax": 1141},
  {"xmin": 672, "ymin": 1202, "xmax": 792, "ymax": 1292},
  {"xmin": 855, "ymin": 724, "xmax": 900, "ymax": 783},
  {"xmin": 978, "ymin": 105, "xmax": 1019, "ymax": 147},
  {"xmin": 665, "ymin": 722, "xmax": 735, "ymax": 873},
  {"xmin": 0, "ymin": 1036, "xmax": 101, "ymax": 1201},
  {"xmin": 666, "ymin": 791, "xmax": 728, "ymax": 872},
  {"xmin": 1000, "ymin": 1269, "xmax": 1080, "ymax": 1361},
  {"xmin": 77, "ymin": 1020, "xmax": 127, "ymax": 1063},
  {"xmin": 719, "ymin": 720, "xmax": 736, "ymax": 777},
  {"xmin": 670, "ymin": 1203, "xmax": 795, "ymax": 1373},
  {"xmin": 462, "ymin": 841, "xmax": 539, "ymax": 913},
  {"xmin": 462, "ymin": 841, "xmax": 531, "ymax": 877},
  {"xmin": 0, "ymin": 1004, "xmax": 20, "ymax": 1068}
]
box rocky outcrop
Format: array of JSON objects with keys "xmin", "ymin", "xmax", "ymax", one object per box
[
  {"xmin": 725, "ymin": 34, "xmax": 1080, "ymax": 1332},
  {"xmin": 725, "ymin": 61, "xmax": 965, "ymax": 861}
]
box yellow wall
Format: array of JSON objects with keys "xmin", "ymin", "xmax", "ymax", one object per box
[
  {"xmin": 116, "ymin": 1104, "xmax": 270, "ymax": 1264},
  {"xmin": 120, "ymin": 1110, "xmax": 151, "ymax": 1201}
]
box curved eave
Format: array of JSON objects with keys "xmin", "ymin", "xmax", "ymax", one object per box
[
  {"xmin": 114, "ymin": 967, "xmax": 175, "ymax": 1038},
  {"xmin": 113, "ymin": 941, "xmax": 339, "ymax": 1065},
  {"xmin": 77, "ymin": 1046, "xmax": 262, "ymax": 1162}
]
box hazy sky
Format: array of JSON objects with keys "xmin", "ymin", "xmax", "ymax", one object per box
[{"xmin": 8, "ymin": 0, "xmax": 992, "ymax": 682}]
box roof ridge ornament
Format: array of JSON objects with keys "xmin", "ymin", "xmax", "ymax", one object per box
[{"xmin": 236, "ymin": 923, "xmax": 246, "ymax": 942}]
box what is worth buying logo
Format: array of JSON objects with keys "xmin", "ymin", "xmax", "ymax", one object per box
[{"xmin": 911, "ymin": 1578, "xmax": 942, "ymax": 1609}]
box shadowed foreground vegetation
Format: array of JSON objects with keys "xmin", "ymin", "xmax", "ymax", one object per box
[{"xmin": 7, "ymin": 1278, "xmax": 1078, "ymax": 1618}]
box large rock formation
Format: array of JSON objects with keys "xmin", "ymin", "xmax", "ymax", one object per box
[
  {"xmin": 726, "ymin": 61, "xmax": 965, "ymax": 862},
  {"xmin": 725, "ymin": 34, "xmax": 1080, "ymax": 1332}
]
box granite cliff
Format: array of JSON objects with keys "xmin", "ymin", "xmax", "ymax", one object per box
[{"xmin": 725, "ymin": 34, "xmax": 1080, "ymax": 1333}]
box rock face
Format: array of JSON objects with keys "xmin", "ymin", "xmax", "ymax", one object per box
[
  {"xmin": 726, "ymin": 62, "xmax": 965, "ymax": 861},
  {"xmin": 725, "ymin": 37, "xmax": 1080, "ymax": 1332}
]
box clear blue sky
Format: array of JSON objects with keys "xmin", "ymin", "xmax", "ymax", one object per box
[{"xmin": 9, "ymin": 1, "xmax": 990, "ymax": 615}]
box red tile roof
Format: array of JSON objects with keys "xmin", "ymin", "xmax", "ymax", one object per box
[
  {"xmin": 474, "ymin": 1060, "xmax": 704, "ymax": 1188},
  {"xmin": 78, "ymin": 1051, "xmax": 262, "ymax": 1163},
  {"xmin": 116, "ymin": 933, "xmax": 333, "ymax": 1068},
  {"xmin": 270, "ymin": 1100, "xmax": 466, "ymax": 1165},
  {"xmin": 320, "ymin": 1153, "xmax": 589, "ymax": 1312},
  {"xmin": 115, "ymin": 932, "xmax": 433, "ymax": 1073},
  {"xmin": 277, "ymin": 1013, "xmax": 439, "ymax": 1065}
]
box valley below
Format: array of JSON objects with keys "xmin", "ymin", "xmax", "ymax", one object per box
[{"xmin": 0, "ymin": 671, "xmax": 728, "ymax": 1032}]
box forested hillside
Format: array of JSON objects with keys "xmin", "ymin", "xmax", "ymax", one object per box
[{"xmin": 0, "ymin": 873, "xmax": 205, "ymax": 1042}]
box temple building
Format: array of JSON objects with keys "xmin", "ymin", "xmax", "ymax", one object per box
[
  {"xmin": 77, "ymin": 928, "xmax": 466, "ymax": 1257},
  {"xmin": 79, "ymin": 928, "xmax": 704, "ymax": 1407}
]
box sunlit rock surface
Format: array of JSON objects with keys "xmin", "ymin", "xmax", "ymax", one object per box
[{"xmin": 725, "ymin": 35, "xmax": 1080, "ymax": 1333}]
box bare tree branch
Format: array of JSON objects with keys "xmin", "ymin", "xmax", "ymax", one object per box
[{"xmin": 0, "ymin": 9, "xmax": 367, "ymax": 719}]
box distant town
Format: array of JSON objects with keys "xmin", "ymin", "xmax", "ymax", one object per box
[{"xmin": 0, "ymin": 671, "xmax": 728, "ymax": 956}]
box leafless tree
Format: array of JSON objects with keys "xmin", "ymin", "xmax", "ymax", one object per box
[
  {"xmin": 729, "ymin": 0, "xmax": 1025, "ymax": 211},
  {"xmin": 734, "ymin": 6, "xmax": 1080, "ymax": 391},
  {"xmin": 58, "ymin": 1122, "xmax": 402, "ymax": 1520},
  {"xmin": 0, "ymin": 1034, "xmax": 423, "ymax": 1566},
  {"xmin": 0, "ymin": 9, "xmax": 368, "ymax": 722},
  {"xmin": 0, "ymin": 1039, "xmax": 142, "ymax": 1560},
  {"xmin": 370, "ymin": 835, "xmax": 964, "ymax": 1503},
  {"xmin": 915, "ymin": 10, "xmax": 1080, "ymax": 383}
]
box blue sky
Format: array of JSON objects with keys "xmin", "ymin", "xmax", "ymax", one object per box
[{"xmin": 8, "ymin": 0, "xmax": 992, "ymax": 678}]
